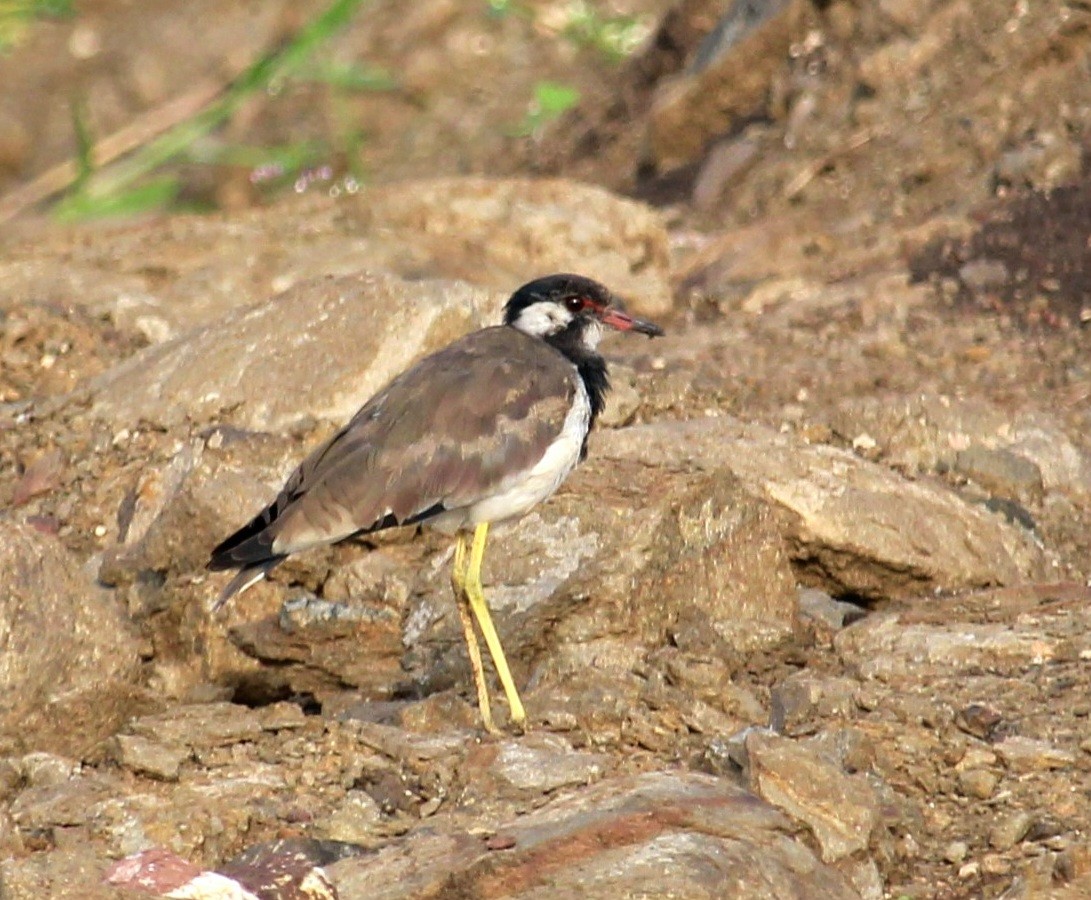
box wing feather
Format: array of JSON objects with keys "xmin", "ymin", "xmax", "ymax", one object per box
[{"xmin": 262, "ymin": 326, "xmax": 575, "ymax": 554}]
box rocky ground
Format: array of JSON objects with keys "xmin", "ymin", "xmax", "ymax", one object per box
[{"xmin": 1, "ymin": 1, "xmax": 1091, "ymax": 899}]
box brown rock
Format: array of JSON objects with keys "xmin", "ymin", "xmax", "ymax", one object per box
[
  {"xmin": 465, "ymin": 733, "xmax": 608, "ymax": 796},
  {"xmin": 2, "ymin": 179, "xmax": 671, "ymax": 343},
  {"xmin": 595, "ymin": 417, "xmax": 1045, "ymax": 600},
  {"xmin": 0, "ymin": 522, "xmax": 143, "ymax": 756},
  {"xmin": 327, "ymin": 771, "xmax": 860, "ymax": 899},
  {"xmin": 837, "ymin": 615, "xmax": 1069, "ymax": 680},
  {"xmin": 88, "ymin": 272, "xmax": 498, "ymax": 431},
  {"xmin": 647, "ymin": 0, "xmax": 809, "ymax": 172},
  {"xmin": 356, "ymin": 178, "xmax": 672, "ymax": 317},
  {"xmin": 745, "ymin": 731, "xmax": 879, "ymax": 863},
  {"xmin": 110, "ymin": 734, "xmax": 189, "ymax": 782}
]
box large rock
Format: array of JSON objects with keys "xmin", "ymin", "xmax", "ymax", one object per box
[
  {"xmin": 0, "ymin": 520, "xmax": 143, "ymax": 756},
  {"xmin": 87, "ymin": 272, "xmax": 497, "ymax": 431},
  {"xmin": 106, "ymin": 428, "xmax": 798, "ymax": 710},
  {"xmin": 354, "ymin": 177, "xmax": 672, "ymax": 317},
  {"xmin": 1, "ymin": 178, "xmax": 671, "ymax": 343},
  {"xmin": 236, "ymin": 458, "xmax": 799, "ymax": 711},
  {"xmin": 594, "ymin": 417, "xmax": 1047, "ymax": 600},
  {"xmin": 825, "ymin": 394, "xmax": 1091, "ymax": 499},
  {"xmin": 647, "ymin": 0, "xmax": 809, "ymax": 172},
  {"xmin": 326, "ymin": 771, "xmax": 861, "ymax": 899}
]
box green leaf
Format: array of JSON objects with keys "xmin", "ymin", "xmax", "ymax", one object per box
[{"xmin": 55, "ymin": 177, "xmax": 180, "ymax": 221}]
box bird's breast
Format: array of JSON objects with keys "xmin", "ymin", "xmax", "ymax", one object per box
[{"xmin": 438, "ymin": 376, "xmax": 591, "ymax": 531}]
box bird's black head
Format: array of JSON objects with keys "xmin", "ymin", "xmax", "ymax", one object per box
[{"xmin": 503, "ymin": 274, "xmax": 663, "ymax": 350}]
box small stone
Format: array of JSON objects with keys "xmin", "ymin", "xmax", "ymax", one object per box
[
  {"xmin": 958, "ymin": 258, "xmax": 1009, "ymax": 289},
  {"xmin": 944, "ymin": 840, "xmax": 969, "ymax": 863},
  {"xmin": 989, "ymin": 810, "xmax": 1033, "ymax": 850},
  {"xmin": 958, "ymin": 861, "xmax": 980, "ymax": 879},
  {"xmin": 956, "ymin": 703, "xmax": 1003, "ymax": 740},
  {"xmin": 958, "ymin": 768, "xmax": 999, "ymax": 800},
  {"xmin": 981, "ymin": 853, "xmax": 1012, "ymax": 876},
  {"xmin": 956, "ymin": 746, "xmax": 998, "ymax": 770},
  {"xmin": 746, "ymin": 731, "xmax": 878, "ymax": 863},
  {"xmin": 954, "ymin": 446, "xmax": 1043, "ymax": 501},
  {"xmin": 111, "ymin": 734, "xmax": 188, "ymax": 781},
  {"xmin": 797, "ymin": 588, "xmax": 865, "ymax": 630},
  {"xmin": 316, "ymin": 790, "xmax": 382, "ymax": 843},
  {"xmin": 19, "ymin": 753, "xmax": 77, "ymax": 787},
  {"xmin": 995, "ymin": 736, "xmax": 1076, "ymax": 773},
  {"xmin": 770, "ymin": 673, "xmax": 857, "ymax": 735},
  {"xmin": 488, "ymin": 734, "xmax": 608, "ymax": 794},
  {"xmin": 257, "ymin": 702, "xmax": 308, "ymax": 732}
]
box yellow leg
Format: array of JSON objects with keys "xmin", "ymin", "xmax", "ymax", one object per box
[
  {"xmin": 465, "ymin": 522, "xmax": 527, "ymax": 730},
  {"xmin": 450, "ymin": 532, "xmax": 499, "ymax": 735}
]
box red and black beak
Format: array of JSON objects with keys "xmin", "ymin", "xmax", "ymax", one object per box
[{"xmin": 600, "ymin": 306, "xmax": 664, "ymax": 337}]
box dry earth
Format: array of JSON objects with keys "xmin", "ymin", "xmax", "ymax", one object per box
[{"xmin": 1, "ymin": 1, "xmax": 1091, "ymax": 899}]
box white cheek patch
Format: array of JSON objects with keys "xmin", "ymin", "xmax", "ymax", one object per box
[{"xmin": 512, "ymin": 302, "xmax": 572, "ymax": 337}]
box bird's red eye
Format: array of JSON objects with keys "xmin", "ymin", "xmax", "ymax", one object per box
[{"xmin": 564, "ymin": 296, "xmax": 584, "ymax": 312}]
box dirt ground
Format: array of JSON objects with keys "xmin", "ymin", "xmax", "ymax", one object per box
[{"xmin": 2, "ymin": 1, "xmax": 1091, "ymax": 898}]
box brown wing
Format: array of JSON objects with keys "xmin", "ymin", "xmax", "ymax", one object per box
[{"xmin": 260, "ymin": 326, "xmax": 576, "ymax": 554}]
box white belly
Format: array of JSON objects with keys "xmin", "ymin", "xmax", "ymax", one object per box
[{"xmin": 432, "ymin": 380, "xmax": 590, "ymax": 532}]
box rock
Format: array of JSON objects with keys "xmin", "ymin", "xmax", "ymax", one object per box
[
  {"xmin": 989, "ymin": 810, "xmax": 1034, "ymax": 850},
  {"xmin": 124, "ymin": 702, "xmax": 264, "ymax": 749},
  {"xmin": 944, "ymin": 840, "xmax": 969, "ymax": 863},
  {"xmin": 956, "ymin": 703, "xmax": 1004, "ymax": 741},
  {"xmin": 0, "ymin": 521, "xmax": 143, "ymax": 756},
  {"xmin": 957, "ymin": 769, "xmax": 999, "ymax": 800},
  {"xmin": 409, "ymin": 461, "xmax": 799, "ymax": 725},
  {"xmin": 954, "ymin": 446, "xmax": 1044, "ymax": 502},
  {"xmin": 2, "ymin": 179, "xmax": 671, "ymax": 342},
  {"xmin": 466, "ymin": 733, "xmax": 608, "ymax": 796},
  {"xmin": 110, "ymin": 734, "xmax": 188, "ymax": 781},
  {"xmin": 88, "ymin": 272, "xmax": 499, "ymax": 431},
  {"xmin": 314, "ymin": 790, "xmax": 382, "ymax": 844},
  {"xmin": 1, "ymin": 846, "xmax": 130, "ymax": 900},
  {"xmin": 836, "ymin": 615, "xmax": 1066, "ymax": 680},
  {"xmin": 994, "ymin": 736, "xmax": 1077, "ymax": 773},
  {"xmin": 647, "ymin": 0, "xmax": 809, "ymax": 172},
  {"xmin": 105, "ymin": 848, "xmax": 210, "ymax": 896},
  {"xmin": 356, "ymin": 178, "xmax": 672, "ymax": 317},
  {"xmin": 797, "ymin": 587, "xmax": 866, "ymax": 631},
  {"xmin": 326, "ymin": 771, "xmax": 860, "ymax": 899},
  {"xmin": 594, "ymin": 417, "xmax": 1046, "ymax": 600},
  {"xmin": 18, "ymin": 752, "xmax": 77, "ymax": 787},
  {"xmin": 770, "ymin": 673, "xmax": 858, "ymax": 736},
  {"xmin": 836, "ymin": 856, "xmax": 885, "ymax": 900},
  {"xmin": 744, "ymin": 731, "xmax": 879, "ymax": 863},
  {"xmin": 825, "ymin": 394, "xmax": 1091, "ymax": 499}
]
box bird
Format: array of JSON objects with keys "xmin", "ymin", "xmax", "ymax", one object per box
[{"xmin": 207, "ymin": 273, "xmax": 664, "ymax": 733}]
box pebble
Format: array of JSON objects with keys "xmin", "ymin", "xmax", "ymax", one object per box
[
  {"xmin": 981, "ymin": 853, "xmax": 1012, "ymax": 876},
  {"xmin": 958, "ymin": 861, "xmax": 980, "ymax": 879},
  {"xmin": 112, "ymin": 734, "xmax": 188, "ymax": 781},
  {"xmin": 989, "ymin": 810, "xmax": 1033, "ymax": 850},
  {"xmin": 995, "ymin": 736, "xmax": 1076, "ymax": 773},
  {"xmin": 958, "ymin": 768, "xmax": 999, "ymax": 800},
  {"xmin": 20, "ymin": 753, "xmax": 77, "ymax": 787},
  {"xmin": 316, "ymin": 790, "xmax": 381, "ymax": 843},
  {"xmin": 944, "ymin": 840, "xmax": 969, "ymax": 863}
]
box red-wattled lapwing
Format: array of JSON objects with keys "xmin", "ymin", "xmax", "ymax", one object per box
[{"xmin": 208, "ymin": 274, "xmax": 663, "ymax": 733}]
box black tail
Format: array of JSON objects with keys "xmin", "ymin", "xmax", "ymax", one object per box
[
  {"xmin": 208, "ymin": 504, "xmax": 281, "ymax": 571},
  {"xmin": 208, "ymin": 506, "xmax": 286, "ymax": 610}
]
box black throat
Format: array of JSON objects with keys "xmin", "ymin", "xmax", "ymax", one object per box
[{"xmin": 545, "ymin": 324, "xmax": 609, "ymax": 458}]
